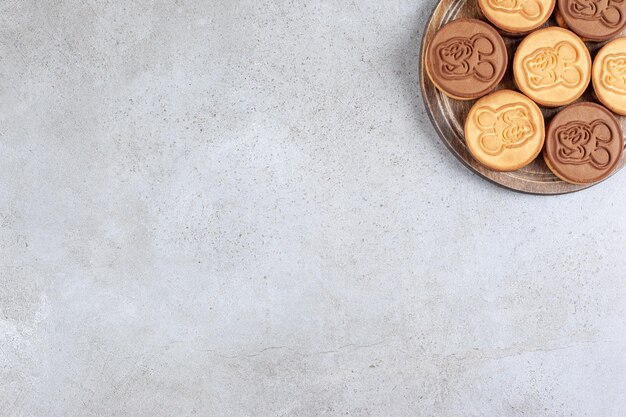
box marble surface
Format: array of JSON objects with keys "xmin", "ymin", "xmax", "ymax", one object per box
[{"xmin": 2, "ymin": 1, "xmax": 626, "ymax": 416}]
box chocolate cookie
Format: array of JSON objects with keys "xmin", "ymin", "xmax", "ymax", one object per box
[
  {"xmin": 544, "ymin": 102, "xmax": 623, "ymax": 184},
  {"xmin": 465, "ymin": 89, "xmax": 545, "ymax": 171},
  {"xmin": 557, "ymin": 0, "xmax": 626, "ymax": 41},
  {"xmin": 513, "ymin": 27, "xmax": 591, "ymax": 107},
  {"xmin": 426, "ymin": 19, "xmax": 508, "ymax": 100}
]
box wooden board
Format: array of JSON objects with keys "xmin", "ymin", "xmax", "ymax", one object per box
[{"xmin": 419, "ymin": 0, "xmax": 626, "ymax": 194}]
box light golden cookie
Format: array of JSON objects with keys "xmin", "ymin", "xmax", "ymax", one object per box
[
  {"xmin": 478, "ymin": 0, "xmax": 555, "ymax": 34},
  {"xmin": 513, "ymin": 27, "xmax": 591, "ymax": 107},
  {"xmin": 592, "ymin": 37, "xmax": 626, "ymax": 116},
  {"xmin": 465, "ymin": 90, "xmax": 545, "ymax": 171}
]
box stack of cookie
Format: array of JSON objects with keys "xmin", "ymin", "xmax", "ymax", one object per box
[{"xmin": 425, "ymin": 0, "xmax": 626, "ymax": 185}]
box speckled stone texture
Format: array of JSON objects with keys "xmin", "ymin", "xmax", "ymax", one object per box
[{"xmin": 2, "ymin": 1, "xmax": 626, "ymax": 416}]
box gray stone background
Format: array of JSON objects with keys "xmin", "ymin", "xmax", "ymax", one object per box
[{"xmin": 2, "ymin": 1, "xmax": 626, "ymax": 416}]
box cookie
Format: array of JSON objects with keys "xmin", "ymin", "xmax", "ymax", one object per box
[
  {"xmin": 513, "ymin": 27, "xmax": 591, "ymax": 107},
  {"xmin": 465, "ymin": 89, "xmax": 545, "ymax": 171},
  {"xmin": 592, "ymin": 37, "xmax": 626, "ymax": 115},
  {"xmin": 478, "ymin": 0, "xmax": 555, "ymax": 34},
  {"xmin": 556, "ymin": 0, "xmax": 626, "ymax": 41},
  {"xmin": 425, "ymin": 19, "xmax": 508, "ymax": 100},
  {"xmin": 544, "ymin": 102, "xmax": 623, "ymax": 183}
]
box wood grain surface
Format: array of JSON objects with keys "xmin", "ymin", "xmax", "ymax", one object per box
[{"xmin": 419, "ymin": 0, "xmax": 626, "ymax": 194}]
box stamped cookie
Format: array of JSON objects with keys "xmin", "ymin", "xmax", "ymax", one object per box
[
  {"xmin": 544, "ymin": 102, "xmax": 623, "ymax": 183},
  {"xmin": 478, "ymin": 0, "xmax": 555, "ymax": 34},
  {"xmin": 465, "ymin": 90, "xmax": 545, "ymax": 171},
  {"xmin": 592, "ymin": 37, "xmax": 626, "ymax": 115},
  {"xmin": 425, "ymin": 19, "xmax": 508, "ymax": 100},
  {"xmin": 513, "ymin": 27, "xmax": 591, "ymax": 107},
  {"xmin": 556, "ymin": 0, "xmax": 626, "ymax": 41}
]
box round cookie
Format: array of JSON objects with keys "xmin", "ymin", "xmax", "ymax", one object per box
[
  {"xmin": 478, "ymin": 0, "xmax": 555, "ymax": 34},
  {"xmin": 513, "ymin": 27, "xmax": 591, "ymax": 107},
  {"xmin": 426, "ymin": 19, "xmax": 508, "ymax": 100},
  {"xmin": 556, "ymin": 0, "xmax": 626, "ymax": 41},
  {"xmin": 592, "ymin": 37, "xmax": 626, "ymax": 115},
  {"xmin": 544, "ymin": 102, "xmax": 623, "ymax": 184},
  {"xmin": 465, "ymin": 89, "xmax": 545, "ymax": 171}
]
